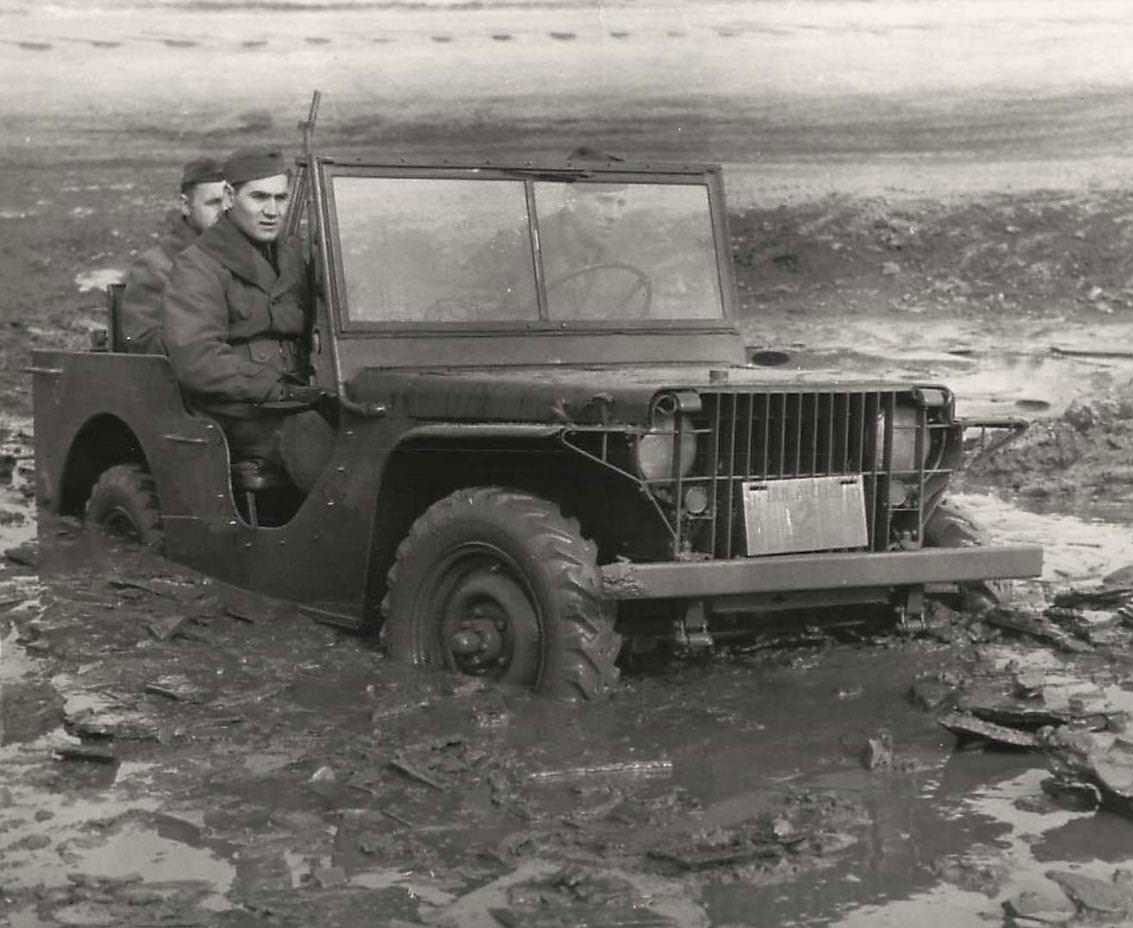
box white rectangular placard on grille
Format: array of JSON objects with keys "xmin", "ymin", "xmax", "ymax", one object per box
[{"xmin": 741, "ymin": 475, "xmax": 869, "ymax": 556}]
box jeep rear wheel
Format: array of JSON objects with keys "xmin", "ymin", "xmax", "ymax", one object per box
[
  {"xmin": 381, "ymin": 487, "xmax": 621, "ymax": 700},
  {"xmin": 85, "ymin": 464, "xmax": 163, "ymax": 551}
]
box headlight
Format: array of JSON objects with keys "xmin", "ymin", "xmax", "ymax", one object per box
[
  {"xmin": 873, "ymin": 404, "xmax": 923, "ymax": 472},
  {"xmin": 634, "ymin": 406, "xmax": 698, "ymax": 481}
]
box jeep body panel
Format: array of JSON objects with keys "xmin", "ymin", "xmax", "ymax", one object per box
[
  {"xmin": 32, "ymin": 350, "xmax": 392, "ymax": 624},
  {"xmin": 344, "ymin": 365, "xmax": 939, "ymax": 426},
  {"xmin": 34, "ymin": 348, "xmax": 1041, "ymax": 628},
  {"xmin": 600, "ymin": 547, "xmax": 1042, "ymax": 602},
  {"xmin": 33, "ymin": 149, "xmax": 1042, "ymax": 648}
]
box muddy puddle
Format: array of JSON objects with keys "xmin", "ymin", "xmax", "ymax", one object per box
[
  {"xmin": 6, "ymin": 367, "xmax": 1133, "ymax": 924},
  {"xmin": 0, "ymin": 417, "xmax": 37, "ymax": 554},
  {"xmin": 3, "ymin": 493, "xmax": 1133, "ymax": 926},
  {"xmin": 744, "ymin": 314, "xmax": 1133, "ymax": 424}
]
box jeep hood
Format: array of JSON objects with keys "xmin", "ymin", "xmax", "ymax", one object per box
[{"xmin": 347, "ymin": 365, "xmax": 945, "ymax": 426}]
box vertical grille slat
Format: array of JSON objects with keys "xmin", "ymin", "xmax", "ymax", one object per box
[
  {"xmin": 708, "ymin": 394, "xmax": 722, "ymax": 558},
  {"xmin": 776, "ymin": 393, "xmax": 787, "ymax": 478},
  {"xmin": 792, "ymin": 393, "xmax": 803, "ymax": 476},
  {"xmin": 725, "ymin": 394, "xmax": 739, "ymax": 557},
  {"xmin": 761, "ymin": 394, "xmax": 770, "ymax": 478},
  {"xmin": 864, "ymin": 393, "xmax": 879, "ymax": 547},
  {"xmin": 742, "ymin": 393, "xmax": 754, "ymax": 490},
  {"xmin": 915, "ymin": 406, "xmax": 927, "ymax": 542},
  {"xmin": 877, "ymin": 392, "xmax": 896, "ymax": 547},
  {"xmin": 839, "ymin": 394, "xmax": 851, "ymax": 475},
  {"xmin": 853, "ymin": 393, "xmax": 866, "ymax": 474}
]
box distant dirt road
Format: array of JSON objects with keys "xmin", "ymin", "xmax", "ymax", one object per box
[{"xmin": 4, "ymin": 1, "xmax": 1133, "ymax": 202}]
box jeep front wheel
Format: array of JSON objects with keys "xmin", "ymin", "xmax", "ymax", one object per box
[
  {"xmin": 381, "ymin": 487, "xmax": 621, "ymax": 700},
  {"xmin": 85, "ymin": 464, "xmax": 163, "ymax": 550},
  {"xmin": 924, "ymin": 500, "xmax": 1007, "ymax": 612}
]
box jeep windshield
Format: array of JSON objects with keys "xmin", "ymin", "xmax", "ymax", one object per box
[{"xmin": 330, "ymin": 174, "xmax": 725, "ymax": 325}]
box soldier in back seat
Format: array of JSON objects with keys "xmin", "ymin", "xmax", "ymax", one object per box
[{"xmin": 120, "ymin": 158, "xmax": 226, "ymax": 354}]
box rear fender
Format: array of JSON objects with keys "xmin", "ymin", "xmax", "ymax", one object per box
[
  {"xmin": 33, "ymin": 351, "xmax": 236, "ymax": 532},
  {"xmin": 58, "ymin": 413, "xmax": 148, "ymax": 516}
]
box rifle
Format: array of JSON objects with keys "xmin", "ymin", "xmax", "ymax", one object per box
[{"xmin": 285, "ymin": 89, "xmax": 321, "ymax": 240}]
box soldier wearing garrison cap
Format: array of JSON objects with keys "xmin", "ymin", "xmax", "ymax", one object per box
[
  {"xmin": 120, "ymin": 157, "xmax": 227, "ymax": 354},
  {"xmin": 163, "ymin": 146, "xmax": 318, "ymax": 476}
]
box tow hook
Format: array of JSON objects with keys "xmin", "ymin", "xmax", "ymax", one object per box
[
  {"xmin": 895, "ymin": 588, "xmax": 926, "ymax": 631},
  {"xmin": 674, "ymin": 600, "xmax": 713, "ymax": 652}
]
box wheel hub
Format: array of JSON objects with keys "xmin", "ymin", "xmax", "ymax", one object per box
[
  {"xmin": 103, "ymin": 506, "xmax": 142, "ymax": 541},
  {"xmin": 438, "ymin": 567, "xmax": 537, "ymax": 677},
  {"xmin": 448, "ymin": 622, "xmax": 503, "ymax": 663}
]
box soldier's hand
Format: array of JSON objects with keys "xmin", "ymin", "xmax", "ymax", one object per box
[{"xmin": 273, "ymin": 383, "xmax": 325, "ymax": 405}]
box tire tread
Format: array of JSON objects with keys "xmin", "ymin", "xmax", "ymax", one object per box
[
  {"xmin": 381, "ymin": 486, "xmax": 620, "ymax": 700},
  {"xmin": 85, "ymin": 463, "xmax": 163, "ymax": 551}
]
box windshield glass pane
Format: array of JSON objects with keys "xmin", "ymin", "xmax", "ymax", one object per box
[
  {"xmin": 533, "ymin": 181, "xmax": 723, "ymax": 321},
  {"xmin": 333, "ymin": 176, "xmax": 537, "ymax": 323}
]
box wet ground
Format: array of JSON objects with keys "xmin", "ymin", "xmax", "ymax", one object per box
[{"xmin": 3, "ymin": 369, "xmax": 1133, "ymax": 925}]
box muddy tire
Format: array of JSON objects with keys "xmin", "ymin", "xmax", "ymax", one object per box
[
  {"xmin": 85, "ymin": 464, "xmax": 163, "ymax": 551},
  {"xmin": 924, "ymin": 500, "xmax": 1008, "ymax": 611},
  {"xmin": 381, "ymin": 487, "xmax": 621, "ymax": 700}
]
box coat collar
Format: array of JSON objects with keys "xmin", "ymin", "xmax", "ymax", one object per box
[
  {"xmin": 198, "ymin": 215, "xmax": 303, "ymax": 295},
  {"xmin": 158, "ymin": 209, "xmax": 198, "ymax": 257}
]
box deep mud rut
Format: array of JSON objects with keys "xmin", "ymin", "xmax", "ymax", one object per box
[{"xmin": 4, "ymin": 338, "xmax": 1133, "ymax": 928}]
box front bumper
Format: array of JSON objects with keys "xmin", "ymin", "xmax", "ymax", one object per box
[{"xmin": 600, "ymin": 545, "xmax": 1042, "ymax": 601}]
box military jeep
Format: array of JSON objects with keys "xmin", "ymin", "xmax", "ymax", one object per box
[{"xmin": 32, "ymin": 146, "xmax": 1042, "ymax": 699}]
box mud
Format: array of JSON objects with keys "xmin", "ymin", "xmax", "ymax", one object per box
[{"xmin": 3, "ymin": 492, "xmax": 1133, "ymax": 926}]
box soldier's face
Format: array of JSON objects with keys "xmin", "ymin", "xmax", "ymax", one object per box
[
  {"xmin": 227, "ymin": 174, "xmax": 290, "ymax": 243},
  {"xmin": 572, "ymin": 187, "xmax": 629, "ymax": 240},
  {"xmin": 180, "ymin": 181, "xmax": 228, "ymax": 234}
]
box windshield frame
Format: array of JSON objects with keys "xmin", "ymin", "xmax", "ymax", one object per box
[{"xmin": 320, "ymin": 161, "xmax": 737, "ymax": 336}]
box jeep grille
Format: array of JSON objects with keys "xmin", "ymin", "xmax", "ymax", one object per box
[{"xmin": 669, "ymin": 389, "xmax": 953, "ymax": 559}]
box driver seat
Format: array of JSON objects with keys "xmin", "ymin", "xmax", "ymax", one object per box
[
  {"xmin": 228, "ymin": 410, "xmax": 335, "ymax": 528},
  {"xmin": 231, "ymin": 459, "xmax": 290, "ymax": 528}
]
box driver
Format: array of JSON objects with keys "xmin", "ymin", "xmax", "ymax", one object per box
[{"xmin": 539, "ymin": 182, "xmax": 647, "ymax": 318}]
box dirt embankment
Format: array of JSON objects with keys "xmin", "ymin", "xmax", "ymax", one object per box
[
  {"xmin": 968, "ymin": 394, "xmax": 1133, "ymax": 500},
  {"xmin": 729, "ymin": 190, "xmax": 1133, "ymax": 321}
]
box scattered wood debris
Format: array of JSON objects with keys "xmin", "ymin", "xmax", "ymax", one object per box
[
  {"xmin": 1045, "ymin": 869, "xmax": 1133, "ymax": 920},
  {"xmin": 143, "ymin": 674, "xmax": 209, "ymax": 703},
  {"xmin": 54, "ymin": 742, "xmax": 117, "ymax": 764},
  {"xmin": 938, "ymin": 712, "xmax": 1039, "ymax": 749}
]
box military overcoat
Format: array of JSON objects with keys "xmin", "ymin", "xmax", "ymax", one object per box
[
  {"xmin": 163, "ymin": 215, "xmax": 311, "ymax": 418},
  {"xmin": 120, "ymin": 209, "xmax": 198, "ymax": 355}
]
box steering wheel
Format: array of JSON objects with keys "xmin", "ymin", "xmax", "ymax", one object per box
[{"xmin": 545, "ymin": 262, "xmax": 652, "ymax": 316}]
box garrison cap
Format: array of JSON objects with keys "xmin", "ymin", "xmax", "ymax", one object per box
[
  {"xmin": 179, "ymin": 157, "xmax": 224, "ymax": 191},
  {"xmin": 566, "ymin": 146, "xmax": 624, "ymax": 163},
  {"xmin": 223, "ymin": 147, "xmax": 288, "ymax": 185},
  {"xmin": 565, "ymin": 147, "xmax": 628, "ymax": 192}
]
